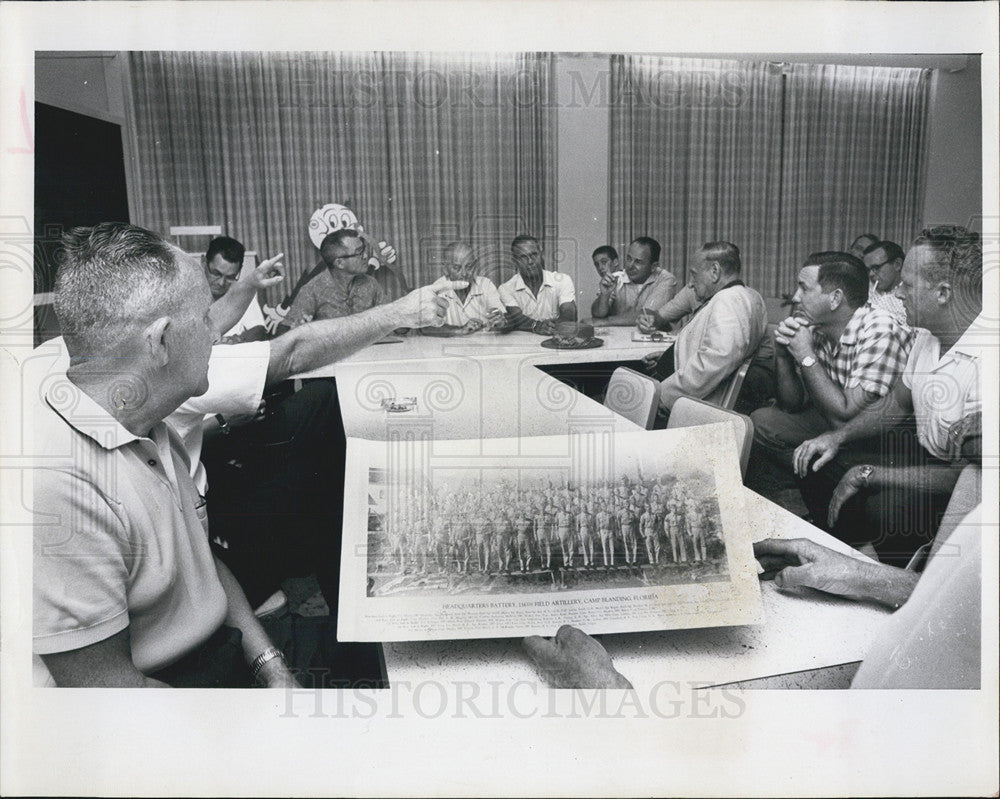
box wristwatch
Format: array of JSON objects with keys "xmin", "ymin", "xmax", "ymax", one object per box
[
  {"xmin": 858, "ymin": 464, "xmax": 875, "ymax": 488},
  {"xmin": 799, "ymin": 355, "xmax": 817, "ymax": 368}
]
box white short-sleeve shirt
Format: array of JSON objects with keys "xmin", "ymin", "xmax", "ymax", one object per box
[
  {"xmin": 433, "ymin": 275, "xmax": 505, "ymax": 326},
  {"xmin": 167, "ymin": 340, "xmax": 271, "ymax": 494},
  {"xmin": 498, "ymin": 269, "xmax": 576, "ymax": 321},
  {"xmin": 901, "ymin": 318, "xmax": 983, "ymax": 462}
]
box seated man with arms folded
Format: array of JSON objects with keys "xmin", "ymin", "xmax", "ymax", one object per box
[
  {"xmin": 32, "ymin": 222, "xmax": 457, "ymax": 688},
  {"xmin": 792, "ymin": 226, "xmax": 983, "ymax": 566},
  {"xmin": 748, "ymin": 252, "xmax": 911, "ymax": 489},
  {"xmin": 650, "ymin": 241, "xmax": 767, "ymax": 419},
  {"xmin": 497, "ymin": 234, "xmax": 577, "ymax": 335},
  {"xmin": 590, "ymin": 236, "xmax": 677, "ymax": 326},
  {"xmin": 420, "ymin": 241, "xmax": 506, "ymax": 336}
]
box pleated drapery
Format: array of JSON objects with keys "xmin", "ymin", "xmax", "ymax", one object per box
[
  {"xmin": 128, "ymin": 51, "xmax": 557, "ymax": 299},
  {"xmin": 610, "ymin": 56, "xmax": 930, "ymax": 298}
]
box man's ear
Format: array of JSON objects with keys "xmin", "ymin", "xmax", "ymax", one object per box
[
  {"xmin": 936, "ymin": 280, "xmax": 953, "ymax": 307},
  {"xmin": 828, "ymin": 287, "xmax": 844, "ymax": 311},
  {"xmin": 710, "ymin": 261, "xmax": 722, "ymax": 283},
  {"xmin": 143, "ymin": 316, "xmax": 172, "ymax": 368}
]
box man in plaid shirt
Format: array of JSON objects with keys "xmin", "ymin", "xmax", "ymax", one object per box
[{"xmin": 749, "ymin": 251, "xmax": 912, "ymax": 479}]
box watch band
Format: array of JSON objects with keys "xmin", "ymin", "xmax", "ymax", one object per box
[{"xmin": 250, "ymin": 647, "xmax": 286, "ymax": 683}]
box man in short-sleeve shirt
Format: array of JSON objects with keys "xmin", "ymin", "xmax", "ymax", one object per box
[
  {"xmin": 497, "ymin": 235, "xmax": 577, "ymax": 334},
  {"xmin": 279, "ymin": 229, "xmax": 383, "ymax": 331},
  {"xmin": 591, "ymin": 236, "xmax": 678, "ymax": 326},
  {"xmin": 750, "ymin": 251, "xmax": 911, "ymax": 472}
]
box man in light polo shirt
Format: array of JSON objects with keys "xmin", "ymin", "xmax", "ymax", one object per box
[
  {"xmin": 32, "ymin": 222, "xmax": 457, "ymax": 688},
  {"xmin": 591, "ymin": 236, "xmax": 677, "ymax": 326},
  {"xmin": 793, "ymin": 226, "xmax": 983, "ymax": 565},
  {"xmin": 421, "ymin": 241, "xmax": 506, "ymax": 336},
  {"xmin": 497, "ymin": 234, "xmax": 577, "ymax": 335}
]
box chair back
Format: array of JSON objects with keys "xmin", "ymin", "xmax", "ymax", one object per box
[
  {"xmin": 718, "ymin": 356, "xmax": 754, "ymax": 410},
  {"xmin": 667, "ymin": 396, "xmax": 754, "ymax": 479},
  {"xmin": 604, "ymin": 367, "xmax": 660, "ymax": 430}
]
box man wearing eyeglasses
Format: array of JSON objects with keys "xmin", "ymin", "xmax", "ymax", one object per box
[
  {"xmin": 861, "ymin": 240, "xmax": 907, "ymax": 323},
  {"xmin": 278, "ymin": 229, "xmax": 384, "ymax": 332}
]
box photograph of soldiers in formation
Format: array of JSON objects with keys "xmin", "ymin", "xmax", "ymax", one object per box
[{"xmin": 365, "ymin": 466, "xmax": 730, "ymax": 597}]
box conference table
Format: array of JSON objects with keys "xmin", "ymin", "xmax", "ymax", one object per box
[{"xmin": 297, "ymin": 326, "xmax": 889, "ymax": 690}]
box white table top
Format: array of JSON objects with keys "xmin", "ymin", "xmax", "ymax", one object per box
[{"xmin": 294, "ymin": 322, "xmax": 887, "ymax": 688}]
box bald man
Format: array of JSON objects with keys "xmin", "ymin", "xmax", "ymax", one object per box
[{"xmin": 423, "ymin": 241, "xmax": 507, "ymax": 336}]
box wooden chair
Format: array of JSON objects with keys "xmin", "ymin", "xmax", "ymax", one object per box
[
  {"xmin": 603, "ymin": 366, "xmax": 661, "ymax": 430},
  {"xmin": 667, "ymin": 396, "xmax": 755, "ymax": 479}
]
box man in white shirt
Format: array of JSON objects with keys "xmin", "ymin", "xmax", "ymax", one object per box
[
  {"xmin": 653, "ymin": 241, "xmax": 767, "ymax": 415},
  {"xmin": 205, "ymin": 236, "xmax": 279, "ymax": 343},
  {"xmin": 422, "ymin": 241, "xmax": 506, "ymax": 336},
  {"xmin": 497, "ymin": 234, "xmax": 577, "ymax": 335},
  {"xmin": 793, "ymin": 225, "xmax": 983, "ymax": 565},
  {"xmin": 862, "ymin": 239, "xmax": 908, "ymax": 323}
]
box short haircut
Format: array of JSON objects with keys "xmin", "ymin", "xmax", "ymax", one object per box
[
  {"xmin": 444, "ymin": 241, "xmax": 475, "ymax": 262},
  {"xmin": 320, "ymin": 228, "xmax": 362, "ymax": 266},
  {"xmin": 851, "ymin": 233, "xmax": 879, "ymax": 248},
  {"xmin": 55, "ymin": 222, "xmax": 187, "ymax": 354},
  {"xmin": 511, "ymin": 234, "xmax": 539, "ymax": 250},
  {"xmin": 631, "ymin": 236, "xmax": 661, "ymax": 264},
  {"xmin": 592, "ymin": 245, "xmax": 618, "ymax": 261},
  {"xmin": 864, "ymin": 240, "xmax": 904, "ymax": 263},
  {"xmin": 913, "ymin": 225, "xmax": 983, "ymax": 298},
  {"xmin": 804, "ymin": 251, "xmax": 870, "ymax": 309},
  {"xmin": 205, "ymin": 235, "xmax": 245, "ymax": 266},
  {"xmin": 699, "ymin": 241, "xmax": 741, "ymax": 274}
]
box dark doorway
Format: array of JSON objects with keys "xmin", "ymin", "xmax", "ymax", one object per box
[{"xmin": 34, "ymin": 102, "xmax": 129, "ymax": 343}]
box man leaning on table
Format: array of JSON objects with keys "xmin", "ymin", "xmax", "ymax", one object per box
[
  {"xmin": 497, "ymin": 234, "xmax": 577, "ymax": 335},
  {"xmin": 32, "ymin": 222, "xmax": 460, "ymax": 688},
  {"xmin": 420, "ymin": 241, "xmax": 507, "ymax": 336},
  {"xmin": 591, "ymin": 236, "xmax": 678, "ymax": 326},
  {"xmin": 646, "ymin": 241, "xmax": 767, "ymax": 419}
]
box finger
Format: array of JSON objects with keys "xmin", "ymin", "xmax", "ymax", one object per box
[
  {"xmin": 522, "ymin": 634, "xmax": 557, "ymax": 663},
  {"xmin": 773, "ymin": 563, "xmax": 814, "ymax": 592},
  {"xmin": 792, "ymin": 445, "xmax": 808, "ymax": 478},
  {"xmin": 259, "ymin": 274, "xmax": 284, "ymax": 287},
  {"xmin": 753, "ymin": 537, "xmax": 808, "ymax": 563},
  {"xmin": 434, "ymin": 280, "xmax": 470, "ymax": 293},
  {"xmin": 811, "ymin": 448, "xmax": 836, "ymax": 473},
  {"xmin": 263, "ymin": 252, "xmax": 285, "ymax": 266}
]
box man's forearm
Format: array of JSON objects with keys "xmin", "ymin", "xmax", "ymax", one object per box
[
  {"xmin": 213, "ymin": 556, "xmax": 276, "ymax": 661},
  {"xmin": 800, "ymin": 362, "xmax": 853, "ymax": 421},
  {"xmin": 209, "ymin": 281, "xmax": 256, "ymax": 337},
  {"xmin": 591, "ymin": 291, "xmax": 614, "ymax": 319},
  {"xmin": 267, "ymin": 303, "xmax": 404, "ymax": 384},
  {"xmin": 502, "ymin": 306, "xmax": 537, "ymax": 331},
  {"xmin": 598, "ymin": 308, "xmax": 642, "ymax": 326},
  {"xmin": 845, "ymin": 559, "xmax": 920, "ymax": 609},
  {"xmin": 774, "ymin": 351, "xmax": 805, "ymax": 410},
  {"xmin": 830, "ymin": 384, "xmax": 912, "ymax": 446},
  {"xmin": 869, "ymin": 462, "xmax": 966, "ymax": 496}
]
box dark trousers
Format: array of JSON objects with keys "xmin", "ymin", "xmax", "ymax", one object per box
[
  {"xmin": 796, "ymin": 425, "xmax": 952, "ymax": 567},
  {"xmin": 150, "ymin": 618, "xmax": 387, "ymax": 689},
  {"xmin": 203, "ymin": 379, "xmax": 345, "ymax": 616}
]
